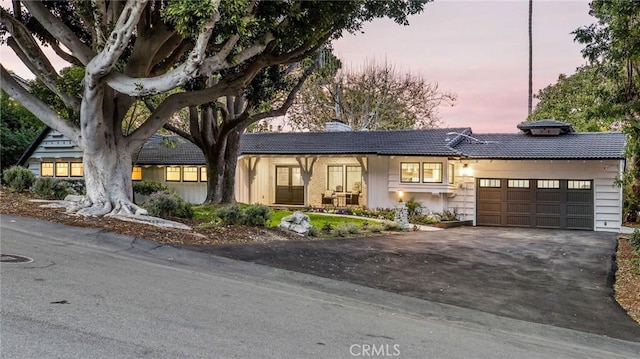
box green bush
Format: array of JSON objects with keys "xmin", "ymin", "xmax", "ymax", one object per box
[
  {"xmin": 244, "ymin": 204, "xmax": 271, "ymax": 226},
  {"xmin": 630, "ymin": 229, "xmax": 640, "ymax": 251},
  {"xmin": 3, "ymin": 166, "xmax": 35, "ymax": 192},
  {"xmin": 321, "ymin": 221, "xmax": 333, "ymax": 232},
  {"xmin": 216, "ymin": 204, "xmax": 245, "ymax": 225},
  {"xmin": 382, "ymin": 220, "xmax": 401, "ymax": 231},
  {"xmin": 405, "ymin": 197, "xmax": 422, "ymax": 216},
  {"xmin": 341, "ymin": 223, "xmax": 360, "ymax": 234},
  {"xmin": 368, "ymin": 224, "xmax": 384, "ymax": 233},
  {"xmin": 32, "ymin": 177, "xmax": 69, "ymax": 199},
  {"xmin": 307, "ymin": 225, "xmax": 320, "ymax": 237},
  {"xmin": 133, "ymin": 180, "xmax": 168, "ymax": 195},
  {"xmin": 57, "ymin": 179, "xmax": 86, "ymax": 195},
  {"xmin": 142, "ymin": 191, "xmax": 193, "ymax": 219}
]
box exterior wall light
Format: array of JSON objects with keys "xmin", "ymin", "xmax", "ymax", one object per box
[
  {"xmin": 397, "ymin": 190, "xmax": 404, "ymax": 202},
  {"xmin": 460, "ymin": 164, "xmax": 473, "ymax": 177}
]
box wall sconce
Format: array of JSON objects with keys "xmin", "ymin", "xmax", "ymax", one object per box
[
  {"xmin": 460, "ymin": 164, "xmax": 473, "ymax": 177},
  {"xmin": 397, "ymin": 190, "xmax": 404, "ymax": 203}
]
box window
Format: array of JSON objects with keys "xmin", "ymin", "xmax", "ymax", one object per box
[
  {"xmin": 346, "ymin": 166, "xmax": 362, "ymax": 192},
  {"xmin": 448, "ymin": 163, "xmax": 455, "ymax": 184},
  {"xmin": 70, "ymin": 163, "xmax": 83, "ymax": 177},
  {"xmin": 508, "ymin": 179, "xmax": 529, "ymax": 188},
  {"xmin": 41, "ymin": 162, "xmax": 54, "ymax": 177},
  {"xmin": 200, "ymin": 167, "xmax": 207, "ymax": 182},
  {"xmin": 131, "ymin": 166, "xmax": 142, "ymax": 181},
  {"xmin": 568, "ymin": 180, "xmax": 591, "ymax": 190},
  {"xmin": 422, "ymin": 163, "xmax": 443, "ymax": 183},
  {"xmin": 400, "ymin": 162, "xmax": 420, "ymax": 183},
  {"xmin": 166, "ymin": 166, "xmax": 181, "ymax": 181},
  {"xmin": 537, "ymin": 180, "xmax": 559, "ymax": 189},
  {"xmin": 183, "ymin": 166, "xmax": 198, "ymax": 182},
  {"xmin": 55, "ymin": 162, "xmax": 69, "ymax": 177},
  {"xmin": 479, "ymin": 179, "xmax": 501, "ymax": 188},
  {"xmin": 327, "ymin": 165, "xmax": 343, "ymax": 191}
]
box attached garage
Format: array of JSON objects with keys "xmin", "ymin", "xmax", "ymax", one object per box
[{"xmin": 477, "ymin": 179, "xmax": 594, "ymax": 230}]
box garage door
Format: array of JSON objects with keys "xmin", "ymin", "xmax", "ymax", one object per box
[{"xmin": 477, "ymin": 179, "xmax": 593, "ymax": 230}]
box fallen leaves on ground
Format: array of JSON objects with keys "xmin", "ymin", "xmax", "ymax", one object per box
[
  {"xmin": 615, "ymin": 235, "xmax": 640, "ymax": 324},
  {"xmin": 0, "ymin": 189, "xmax": 303, "ymax": 245}
]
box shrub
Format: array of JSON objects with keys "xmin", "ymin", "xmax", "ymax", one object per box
[
  {"xmin": 330, "ymin": 226, "xmax": 348, "ymax": 237},
  {"xmin": 321, "ymin": 221, "xmax": 333, "ymax": 232},
  {"xmin": 368, "ymin": 224, "xmax": 384, "ymax": 233},
  {"xmin": 341, "ymin": 223, "xmax": 360, "ymax": 234},
  {"xmin": 57, "ymin": 179, "xmax": 86, "ymax": 195},
  {"xmin": 630, "ymin": 229, "xmax": 640, "ymax": 251},
  {"xmin": 133, "ymin": 180, "xmax": 168, "ymax": 195},
  {"xmin": 382, "ymin": 220, "xmax": 401, "ymax": 231},
  {"xmin": 3, "ymin": 166, "xmax": 35, "ymax": 192},
  {"xmin": 307, "ymin": 225, "xmax": 320, "ymax": 237},
  {"xmin": 142, "ymin": 191, "xmax": 193, "ymax": 219},
  {"xmin": 32, "ymin": 177, "xmax": 69, "ymax": 199},
  {"xmin": 216, "ymin": 204, "xmax": 245, "ymax": 225},
  {"xmin": 244, "ymin": 204, "xmax": 271, "ymax": 226},
  {"xmin": 405, "ymin": 197, "xmax": 422, "ymax": 216}
]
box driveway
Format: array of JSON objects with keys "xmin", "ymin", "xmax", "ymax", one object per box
[{"xmin": 182, "ymin": 227, "xmax": 640, "ymax": 342}]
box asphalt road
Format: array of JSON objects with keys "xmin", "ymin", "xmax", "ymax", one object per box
[{"xmin": 1, "ymin": 215, "xmax": 639, "ymax": 359}]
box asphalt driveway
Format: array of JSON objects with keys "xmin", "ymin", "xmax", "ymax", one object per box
[{"xmin": 181, "ymin": 227, "xmax": 640, "ymax": 342}]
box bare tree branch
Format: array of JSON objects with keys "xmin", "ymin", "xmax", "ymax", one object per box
[{"xmin": 22, "ymin": 1, "xmax": 96, "ymax": 64}]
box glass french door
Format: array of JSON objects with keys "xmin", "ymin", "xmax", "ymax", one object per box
[{"xmin": 275, "ymin": 166, "xmax": 304, "ymax": 205}]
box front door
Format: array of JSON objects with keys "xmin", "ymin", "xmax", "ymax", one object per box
[{"xmin": 275, "ymin": 166, "xmax": 304, "ymax": 205}]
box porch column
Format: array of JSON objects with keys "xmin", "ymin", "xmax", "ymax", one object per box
[
  {"xmin": 295, "ymin": 156, "xmax": 318, "ymax": 206},
  {"xmin": 247, "ymin": 157, "xmax": 259, "ymax": 204}
]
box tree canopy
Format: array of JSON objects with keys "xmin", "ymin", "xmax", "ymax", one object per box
[
  {"xmin": 0, "ymin": 0, "xmax": 430, "ymax": 217},
  {"xmin": 282, "ymin": 58, "xmax": 455, "ymax": 131},
  {"xmin": 572, "ymin": 0, "xmax": 640, "ymax": 215},
  {"xmin": 527, "ymin": 65, "xmax": 620, "ymax": 132}
]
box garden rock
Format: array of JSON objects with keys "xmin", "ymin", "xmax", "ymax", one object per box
[{"xmin": 278, "ymin": 211, "xmax": 311, "ymax": 234}]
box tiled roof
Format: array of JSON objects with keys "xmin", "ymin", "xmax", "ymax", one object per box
[
  {"xmin": 453, "ymin": 132, "xmax": 626, "ymax": 159},
  {"xmin": 113, "ymin": 128, "xmax": 629, "ymax": 165},
  {"xmin": 238, "ymin": 128, "xmax": 470, "ymax": 156},
  {"xmin": 134, "ymin": 135, "xmax": 205, "ymax": 165}
]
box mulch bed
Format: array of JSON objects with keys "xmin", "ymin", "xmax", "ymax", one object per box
[
  {"xmin": 0, "ymin": 189, "xmax": 303, "ymax": 245},
  {"xmin": 615, "ymin": 235, "xmax": 640, "ymax": 323}
]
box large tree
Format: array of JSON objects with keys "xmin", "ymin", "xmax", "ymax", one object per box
[
  {"xmin": 573, "ymin": 0, "xmax": 640, "ymax": 213},
  {"xmin": 282, "ymin": 58, "xmax": 456, "ymax": 132},
  {"xmin": 0, "ymin": 0, "xmax": 429, "ymax": 218},
  {"xmin": 162, "ymin": 59, "xmax": 318, "ymax": 204},
  {"xmin": 527, "ymin": 64, "xmax": 620, "ymax": 132}
]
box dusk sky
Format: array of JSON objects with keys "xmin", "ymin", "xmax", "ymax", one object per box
[
  {"xmin": 0, "ymin": 1, "xmax": 596, "ymax": 133},
  {"xmin": 332, "ymin": 0, "xmax": 596, "ymax": 133}
]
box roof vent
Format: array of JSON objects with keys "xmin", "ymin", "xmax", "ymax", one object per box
[
  {"xmin": 325, "ymin": 119, "xmax": 352, "ymax": 132},
  {"xmin": 517, "ymin": 119, "xmax": 574, "ymax": 136}
]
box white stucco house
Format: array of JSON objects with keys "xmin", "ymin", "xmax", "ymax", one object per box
[{"xmin": 18, "ymin": 120, "xmax": 626, "ymax": 232}]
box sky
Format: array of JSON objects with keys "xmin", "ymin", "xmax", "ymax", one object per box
[
  {"xmin": 331, "ymin": 0, "xmax": 596, "ymax": 133},
  {"xmin": 0, "ymin": 0, "xmax": 595, "ymax": 134}
]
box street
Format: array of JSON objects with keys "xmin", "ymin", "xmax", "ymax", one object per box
[{"xmin": 1, "ymin": 215, "xmax": 639, "ymax": 359}]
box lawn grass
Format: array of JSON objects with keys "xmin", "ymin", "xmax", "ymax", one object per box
[
  {"xmin": 269, "ymin": 210, "xmax": 373, "ymax": 228},
  {"xmin": 194, "ymin": 206, "xmax": 376, "ymax": 229}
]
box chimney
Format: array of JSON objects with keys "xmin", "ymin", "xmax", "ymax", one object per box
[{"xmin": 324, "ymin": 119, "xmax": 352, "ymax": 132}]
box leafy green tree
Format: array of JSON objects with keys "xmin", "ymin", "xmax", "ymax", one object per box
[
  {"xmin": 573, "ymin": 0, "xmax": 640, "ymax": 216},
  {"xmin": 0, "ymin": 91, "xmax": 44, "ymax": 171},
  {"xmin": 0, "ymin": 0, "xmax": 430, "ymax": 217},
  {"xmin": 284, "ymin": 58, "xmax": 455, "ymax": 131},
  {"xmin": 527, "ymin": 65, "xmax": 620, "ymax": 132}
]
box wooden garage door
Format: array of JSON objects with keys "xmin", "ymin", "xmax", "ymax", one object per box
[{"xmin": 477, "ymin": 179, "xmax": 593, "ymax": 230}]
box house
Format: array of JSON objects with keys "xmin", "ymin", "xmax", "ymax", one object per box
[{"xmin": 18, "ymin": 120, "xmax": 626, "ymax": 232}]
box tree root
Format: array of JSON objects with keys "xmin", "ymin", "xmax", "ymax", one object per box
[{"xmin": 38, "ymin": 196, "xmax": 191, "ymax": 230}]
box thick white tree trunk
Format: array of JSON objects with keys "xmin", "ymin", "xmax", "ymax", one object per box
[{"xmin": 79, "ymin": 145, "xmax": 143, "ymax": 216}]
